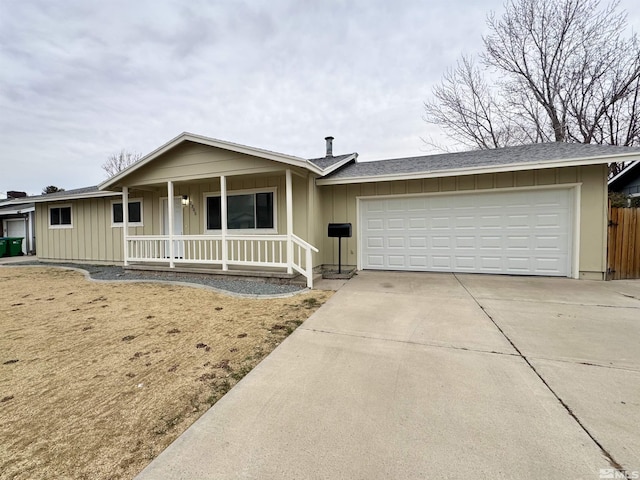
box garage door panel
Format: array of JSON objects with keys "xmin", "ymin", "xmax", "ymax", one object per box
[
  {"xmin": 360, "ymin": 189, "xmax": 572, "ymax": 276},
  {"xmin": 409, "ymin": 236, "xmax": 427, "ymax": 248},
  {"xmin": 408, "ymin": 217, "xmax": 427, "ymax": 229},
  {"xmin": 367, "ymin": 218, "xmax": 384, "ymax": 230},
  {"xmin": 367, "ymin": 237, "xmax": 384, "ymax": 248},
  {"xmin": 387, "ymin": 237, "xmax": 405, "ymax": 248},
  {"xmin": 430, "ymin": 217, "xmax": 450, "ymax": 229},
  {"xmin": 386, "ymin": 218, "xmax": 405, "ymax": 229},
  {"xmin": 409, "ymin": 255, "xmax": 428, "ymax": 267},
  {"xmin": 387, "ymin": 255, "xmax": 406, "ymax": 267},
  {"xmin": 454, "ymin": 256, "xmax": 476, "ymax": 269}
]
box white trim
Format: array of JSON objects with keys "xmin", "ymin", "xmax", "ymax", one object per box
[
  {"xmin": 356, "ymin": 183, "xmax": 582, "ymax": 201},
  {"xmin": 202, "ymin": 187, "xmax": 278, "ymax": 234},
  {"xmin": 29, "ymin": 190, "xmax": 119, "ymax": 203},
  {"xmin": 99, "ymin": 132, "xmax": 323, "ymax": 190},
  {"xmin": 48, "ymin": 204, "xmax": 73, "ymax": 229},
  {"xmin": 123, "ymin": 187, "xmax": 129, "ymax": 267},
  {"xmin": 0, "ymin": 205, "xmax": 35, "ymax": 215},
  {"xmin": 110, "ymin": 198, "xmax": 143, "ymax": 227},
  {"xmin": 356, "ymin": 184, "xmax": 582, "ymax": 278},
  {"xmin": 608, "ymin": 160, "xmax": 639, "ymax": 185},
  {"xmin": 317, "ymin": 154, "xmax": 640, "ymax": 186},
  {"xmin": 286, "ymin": 168, "xmax": 293, "ymax": 274},
  {"xmin": 220, "ymin": 176, "xmax": 228, "ymax": 271},
  {"xmin": 168, "ymin": 182, "xmax": 175, "ymax": 268},
  {"xmin": 28, "ymin": 211, "xmax": 34, "ymax": 252},
  {"xmin": 574, "ymin": 184, "xmax": 582, "ymax": 279}
]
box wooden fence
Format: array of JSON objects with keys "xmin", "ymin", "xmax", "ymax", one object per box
[{"xmin": 607, "ymin": 204, "xmax": 640, "ymax": 280}]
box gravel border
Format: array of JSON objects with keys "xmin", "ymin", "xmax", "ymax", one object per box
[{"xmin": 3, "ymin": 262, "xmax": 306, "ymax": 298}]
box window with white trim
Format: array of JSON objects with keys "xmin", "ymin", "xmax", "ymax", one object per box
[
  {"xmin": 49, "ymin": 205, "xmax": 72, "ymax": 228},
  {"xmin": 205, "ymin": 189, "xmax": 276, "ymax": 232},
  {"xmin": 111, "ymin": 199, "xmax": 143, "ymax": 226}
]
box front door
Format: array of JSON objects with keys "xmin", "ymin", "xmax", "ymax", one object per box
[{"xmin": 162, "ymin": 197, "xmax": 183, "ymax": 258}]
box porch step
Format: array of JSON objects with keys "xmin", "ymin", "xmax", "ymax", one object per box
[{"xmin": 124, "ymin": 264, "xmax": 308, "ymax": 286}]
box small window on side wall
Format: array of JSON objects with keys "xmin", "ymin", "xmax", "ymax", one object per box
[
  {"xmin": 49, "ymin": 206, "xmax": 72, "ymax": 228},
  {"xmin": 112, "ymin": 200, "xmax": 143, "ymax": 226}
]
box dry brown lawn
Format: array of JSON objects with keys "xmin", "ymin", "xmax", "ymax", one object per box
[{"xmin": 0, "ymin": 267, "xmax": 331, "ymax": 480}]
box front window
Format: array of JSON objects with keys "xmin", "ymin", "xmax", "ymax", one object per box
[
  {"xmin": 49, "ymin": 206, "xmax": 72, "ymax": 228},
  {"xmin": 112, "ymin": 200, "xmax": 143, "ymax": 226},
  {"xmin": 206, "ymin": 190, "xmax": 275, "ymax": 232}
]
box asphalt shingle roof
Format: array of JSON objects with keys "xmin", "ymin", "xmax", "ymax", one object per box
[
  {"xmin": 24, "ymin": 186, "xmax": 103, "ymax": 201},
  {"xmin": 307, "ymin": 153, "xmax": 355, "ymax": 170},
  {"xmin": 322, "ymin": 143, "xmax": 640, "ymax": 180}
]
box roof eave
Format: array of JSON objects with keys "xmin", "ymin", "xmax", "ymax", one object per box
[
  {"xmin": 0, "ymin": 205, "xmax": 35, "ymax": 215},
  {"xmin": 317, "ymin": 154, "xmax": 638, "ymax": 186},
  {"xmin": 100, "ymin": 132, "xmax": 319, "ymax": 190},
  {"xmin": 608, "ymin": 160, "xmax": 640, "ymax": 186},
  {"xmin": 28, "ymin": 191, "xmax": 120, "ymax": 203}
]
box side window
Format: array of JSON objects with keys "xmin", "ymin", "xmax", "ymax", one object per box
[
  {"xmin": 112, "ymin": 200, "xmax": 143, "ymax": 226},
  {"xmin": 49, "ymin": 206, "xmax": 72, "ymax": 228}
]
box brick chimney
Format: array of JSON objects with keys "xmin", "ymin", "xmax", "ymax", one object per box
[{"xmin": 7, "ymin": 191, "xmax": 27, "ymax": 199}]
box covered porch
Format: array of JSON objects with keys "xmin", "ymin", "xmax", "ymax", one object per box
[{"xmin": 120, "ymin": 169, "xmax": 319, "ymax": 288}]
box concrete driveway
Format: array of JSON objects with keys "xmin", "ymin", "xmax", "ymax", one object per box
[{"xmin": 136, "ymin": 272, "xmax": 640, "ymax": 480}]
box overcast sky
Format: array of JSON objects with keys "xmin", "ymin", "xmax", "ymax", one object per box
[{"xmin": 1, "ymin": 0, "xmax": 639, "ymax": 196}]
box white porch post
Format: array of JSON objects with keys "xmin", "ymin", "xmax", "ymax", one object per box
[
  {"xmin": 286, "ymin": 168, "xmax": 293, "ymax": 274},
  {"xmin": 221, "ymin": 175, "xmax": 228, "ymax": 271},
  {"xmin": 167, "ymin": 181, "xmax": 175, "ymax": 268},
  {"xmin": 122, "ymin": 186, "xmax": 129, "ymax": 266}
]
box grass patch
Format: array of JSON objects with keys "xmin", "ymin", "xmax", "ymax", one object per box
[{"xmin": 0, "ymin": 267, "xmax": 331, "ymax": 480}]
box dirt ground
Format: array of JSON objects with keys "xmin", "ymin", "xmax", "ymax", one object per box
[{"xmin": 0, "ymin": 267, "xmax": 332, "ymax": 480}]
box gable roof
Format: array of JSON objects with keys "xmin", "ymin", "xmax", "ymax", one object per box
[
  {"xmin": 307, "ymin": 153, "xmax": 357, "ymax": 174},
  {"xmin": 99, "ymin": 132, "xmax": 350, "ymax": 190},
  {"xmin": 318, "ymin": 142, "xmax": 640, "ymax": 185},
  {"xmin": 608, "ymin": 161, "xmax": 640, "ymax": 191}
]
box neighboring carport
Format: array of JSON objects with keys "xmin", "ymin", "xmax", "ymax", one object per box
[{"xmin": 135, "ymin": 272, "xmax": 640, "ymax": 479}]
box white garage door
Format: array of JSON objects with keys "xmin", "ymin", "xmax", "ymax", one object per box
[
  {"xmin": 360, "ymin": 188, "xmax": 573, "ymax": 276},
  {"xmin": 5, "ymin": 219, "xmax": 27, "ymax": 254}
]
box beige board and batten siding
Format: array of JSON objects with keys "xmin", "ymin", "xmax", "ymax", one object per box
[
  {"xmin": 36, "ymin": 191, "xmax": 158, "ymax": 264},
  {"xmin": 119, "ymin": 142, "xmax": 296, "ymax": 187},
  {"xmin": 156, "ymin": 174, "xmax": 309, "ymax": 239},
  {"xmin": 36, "ymin": 174, "xmax": 314, "ymax": 265},
  {"xmin": 318, "ymin": 165, "xmax": 608, "ymax": 279}
]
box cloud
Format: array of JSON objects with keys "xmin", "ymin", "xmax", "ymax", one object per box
[{"xmin": 1, "ymin": 0, "xmax": 636, "ymax": 196}]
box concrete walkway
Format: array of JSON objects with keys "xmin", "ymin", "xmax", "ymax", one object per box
[{"xmin": 136, "ymin": 271, "xmax": 640, "ymax": 480}]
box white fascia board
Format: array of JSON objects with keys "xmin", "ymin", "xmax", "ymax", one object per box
[
  {"xmin": 99, "ymin": 132, "xmax": 321, "ymax": 190},
  {"xmin": 28, "ymin": 191, "xmax": 121, "ymax": 203},
  {"xmin": 317, "ymin": 153, "xmax": 640, "ymax": 186},
  {"xmin": 608, "ymin": 160, "xmax": 639, "ymax": 185},
  {"xmin": 0, "ymin": 206, "xmax": 35, "ymax": 215}
]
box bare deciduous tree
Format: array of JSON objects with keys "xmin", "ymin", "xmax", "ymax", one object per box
[
  {"xmin": 102, "ymin": 150, "xmax": 142, "ymax": 178},
  {"xmin": 423, "ymin": 0, "xmax": 640, "ymax": 177}
]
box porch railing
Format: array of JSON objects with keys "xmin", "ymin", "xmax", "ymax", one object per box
[{"xmin": 125, "ymin": 234, "xmax": 318, "ymax": 288}]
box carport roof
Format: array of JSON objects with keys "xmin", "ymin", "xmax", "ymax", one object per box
[{"xmin": 318, "ymin": 142, "xmax": 640, "ymax": 185}]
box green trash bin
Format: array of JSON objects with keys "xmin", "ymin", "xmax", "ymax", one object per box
[
  {"xmin": 6, "ymin": 237, "xmax": 24, "ymax": 257},
  {"xmin": 0, "ymin": 238, "xmax": 7, "ymax": 257}
]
